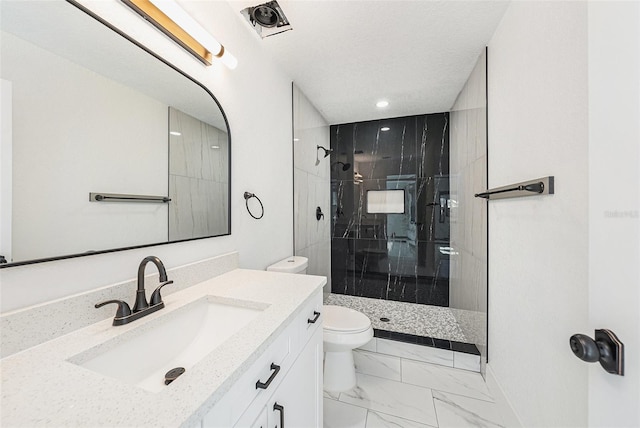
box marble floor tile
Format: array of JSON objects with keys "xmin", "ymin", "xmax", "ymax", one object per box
[
  {"xmin": 339, "ymin": 374, "xmax": 438, "ymax": 427},
  {"xmin": 433, "ymin": 391, "xmax": 504, "ymax": 428},
  {"xmin": 365, "ymin": 411, "xmax": 435, "ymax": 428},
  {"xmin": 354, "ymin": 350, "xmax": 401, "ymax": 381},
  {"xmin": 401, "ymin": 360, "xmax": 492, "ymax": 402},
  {"xmin": 453, "ymin": 351, "xmax": 481, "ymax": 372},
  {"xmin": 377, "ymin": 338, "xmax": 454, "ymax": 367},
  {"xmin": 324, "ymin": 390, "xmax": 341, "ymax": 400},
  {"xmin": 324, "ymin": 398, "xmax": 368, "ymax": 428}
]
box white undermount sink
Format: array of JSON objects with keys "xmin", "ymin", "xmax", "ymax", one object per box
[{"xmin": 70, "ymin": 296, "xmax": 267, "ymax": 393}]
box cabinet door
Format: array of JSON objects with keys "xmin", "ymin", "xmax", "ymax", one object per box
[
  {"xmin": 249, "ymin": 407, "xmax": 268, "ymax": 428},
  {"xmin": 268, "ymin": 328, "xmax": 322, "ymax": 428}
]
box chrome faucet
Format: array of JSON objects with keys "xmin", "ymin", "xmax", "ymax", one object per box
[{"xmin": 95, "ymin": 256, "xmax": 173, "ymax": 326}]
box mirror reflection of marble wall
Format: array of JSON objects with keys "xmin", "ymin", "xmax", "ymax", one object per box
[{"xmin": 169, "ymin": 107, "xmax": 229, "ymax": 241}]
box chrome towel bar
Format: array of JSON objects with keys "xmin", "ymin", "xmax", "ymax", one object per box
[{"xmin": 475, "ymin": 176, "xmax": 554, "ymax": 200}]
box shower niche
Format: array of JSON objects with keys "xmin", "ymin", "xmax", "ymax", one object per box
[{"xmin": 330, "ymin": 113, "xmax": 450, "ymax": 306}]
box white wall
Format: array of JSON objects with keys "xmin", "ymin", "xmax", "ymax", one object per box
[
  {"xmin": 487, "ymin": 2, "xmax": 589, "ymax": 426},
  {"xmin": 588, "ymin": 2, "xmax": 640, "ymax": 425},
  {"xmin": 293, "ymin": 84, "xmax": 331, "ymax": 293},
  {"xmin": 0, "ymin": 0, "xmax": 293, "ymax": 312}
]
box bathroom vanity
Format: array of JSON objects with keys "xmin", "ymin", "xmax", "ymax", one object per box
[{"xmin": 0, "ymin": 264, "xmax": 325, "ymax": 427}]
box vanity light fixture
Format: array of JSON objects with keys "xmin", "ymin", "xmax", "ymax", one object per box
[
  {"xmin": 121, "ymin": 0, "xmax": 238, "ymax": 69},
  {"xmin": 376, "ymin": 100, "xmax": 389, "ymax": 108},
  {"xmin": 380, "ymin": 127, "xmax": 390, "ymax": 132},
  {"xmin": 170, "ymin": 131, "xmax": 182, "ymax": 136}
]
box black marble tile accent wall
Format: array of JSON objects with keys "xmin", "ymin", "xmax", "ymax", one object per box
[{"xmin": 330, "ymin": 113, "xmax": 450, "ymax": 306}]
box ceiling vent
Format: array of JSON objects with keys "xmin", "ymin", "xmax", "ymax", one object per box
[{"xmin": 241, "ymin": 1, "xmax": 292, "ymax": 38}]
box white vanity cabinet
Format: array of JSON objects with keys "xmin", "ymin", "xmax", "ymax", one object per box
[
  {"xmin": 201, "ymin": 291, "xmax": 323, "ymax": 428},
  {"xmin": 265, "ymin": 328, "xmax": 322, "ymax": 428}
]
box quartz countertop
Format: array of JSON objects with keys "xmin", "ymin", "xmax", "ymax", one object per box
[{"xmin": 0, "ymin": 269, "xmax": 326, "ymax": 427}]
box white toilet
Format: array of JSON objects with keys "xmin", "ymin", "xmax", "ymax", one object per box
[{"xmin": 266, "ymin": 256, "xmax": 373, "ymax": 392}]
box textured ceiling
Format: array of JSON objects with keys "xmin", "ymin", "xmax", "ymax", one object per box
[{"xmin": 229, "ymin": 0, "xmax": 509, "ymax": 124}]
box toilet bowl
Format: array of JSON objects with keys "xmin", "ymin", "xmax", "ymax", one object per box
[
  {"xmin": 322, "ymin": 305, "xmax": 373, "ymax": 392},
  {"xmin": 266, "ymin": 256, "xmax": 373, "ymax": 392}
]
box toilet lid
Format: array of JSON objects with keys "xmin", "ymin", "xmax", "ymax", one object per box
[{"xmin": 323, "ymin": 305, "xmax": 371, "ymax": 333}]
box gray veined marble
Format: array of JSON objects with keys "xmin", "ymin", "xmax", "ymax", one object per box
[
  {"xmin": 340, "ymin": 374, "xmax": 438, "ymax": 427},
  {"xmin": 353, "ymin": 350, "xmax": 402, "ymax": 381},
  {"xmin": 168, "ymin": 107, "xmax": 229, "ymax": 241},
  {"xmin": 401, "ymin": 359, "xmax": 492, "ymax": 402},
  {"xmin": 324, "ymin": 349, "xmax": 499, "ymax": 427},
  {"xmin": 432, "ymin": 391, "xmax": 504, "ymax": 428}
]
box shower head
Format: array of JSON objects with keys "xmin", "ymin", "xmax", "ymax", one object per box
[
  {"xmin": 333, "ymin": 161, "xmax": 351, "ymax": 171},
  {"xmin": 317, "ymin": 145, "xmax": 333, "ymax": 158}
]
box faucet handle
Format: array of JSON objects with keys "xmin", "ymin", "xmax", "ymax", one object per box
[
  {"xmin": 95, "ymin": 300, "xmax": 132, "ymax": 319},
  {"xmin": 149, "ymin": 280, "xmax": 173, "ymax": 306}
]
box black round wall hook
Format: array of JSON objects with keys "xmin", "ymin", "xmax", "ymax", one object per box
[{"xmin": 244, "ymin": 192, "xmax": 264, "ymax": 220}]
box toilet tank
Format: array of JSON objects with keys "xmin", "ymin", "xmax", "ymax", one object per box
[{"xmin": 266, "ymin": 256, "xmax": 308, "ymax": 274}]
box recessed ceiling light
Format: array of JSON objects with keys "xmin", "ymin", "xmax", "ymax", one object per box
[
  {"xmin": 376, "ymin": 100, "xmax": 389, "ymax": 108},
  {"xmin": 170, "ymin": 131, "xmax": 182, "ymax": 136},
  {"xmin": 380, "ymin": 127, "xmax": 390, "ymax": 132}
]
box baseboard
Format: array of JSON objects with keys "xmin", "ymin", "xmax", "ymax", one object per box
[{"xmin": 485, "ymin": 364, "xmax": 523, "ymax": 427}]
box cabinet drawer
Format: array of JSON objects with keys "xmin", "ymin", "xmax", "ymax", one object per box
[
  {"xmin": 228, "ymin": 323, "xmax": 295, "ymax": 422},
  {"xmin": 298, "ymin": 292, "xmax": 323, "ymax": 348},
  {"xmin": 202, "ymin": 321, "xmax": 295, "ymax": 427},
  {"xmin": 249, "ymin": 407, "xmax": 268, "ymax": 428}
]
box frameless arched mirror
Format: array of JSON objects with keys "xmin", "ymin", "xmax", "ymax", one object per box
[{"xmin": 0, "ymin": 0, "xmax": 230, "ymax": 267}]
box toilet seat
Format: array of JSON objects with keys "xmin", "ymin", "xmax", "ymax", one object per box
[{"xmin": 323, "ymin": 305, "xmax": 371, "ymax": 334}]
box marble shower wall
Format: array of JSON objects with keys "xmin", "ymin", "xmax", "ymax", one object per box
[
  {"xmin": 330, "ymin": 113, "xmax": 450, "ymax": 306},
  {"xmin": 292, "ymin": 85, "xmax": 331, "ymax": 293},
  {"xmin": 168, "ymin": 107, "xmax": 229, "ymax": 241},
  {"xmin": 449, "ymin": 49, "xmax": 488, "ymax": 370}
]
